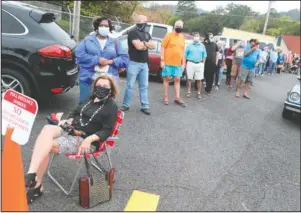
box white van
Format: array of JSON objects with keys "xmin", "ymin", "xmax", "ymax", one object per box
[{"xmin": 215, "ymin": 35, "xmax": 276, "ymax": 50}]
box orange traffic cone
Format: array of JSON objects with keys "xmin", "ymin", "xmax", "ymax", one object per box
[{"xmin": 1, "ymin": 127, "xmax": 28, "ymax": 211}]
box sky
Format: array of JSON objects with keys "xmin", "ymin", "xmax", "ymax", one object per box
[{"xmin": 154, "ymin": 1, "xmax": 300, "ymax": 13}]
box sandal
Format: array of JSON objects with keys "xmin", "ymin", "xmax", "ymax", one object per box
[
  {"xmin": 25, "ymin": 173, "xmax": 37, "ymax": 188},
  {"xmin": 27, "ymin": 184, "xmax": 43, "ymax": 204},
  {"xmin": 174, "ymin": 99, "xmax": 187, "ymax": 107},
  {"xmin": 243, "ymin": 94, "xmax": 250, "ymax": 99},
  {"xmin": 197, "ymin": 94, "xmax": 202, "ymax": 99},
  {"xmin": 163, "ymin": 97, "xmax": 169, "ymax": 105},
  {"xmin": 186, "ymin": 92, "xmax": 191, "ymax": 98}
]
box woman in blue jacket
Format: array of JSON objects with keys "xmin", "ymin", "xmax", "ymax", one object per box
[{"xmin": 75, "ymin": 17, "xmax": 129, "ymax": 103}]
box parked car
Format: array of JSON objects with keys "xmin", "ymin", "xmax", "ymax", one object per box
[
  {"xmin": 1, "ymin": 1, "xmax": 78, "ymax": 99},
  {"xmin": 118, "ymin": 35, "xmax": 188, "ymax": 84},
  {"xmin": 282, "ymin": 76, "xmax": 301, "ymax": 119}
]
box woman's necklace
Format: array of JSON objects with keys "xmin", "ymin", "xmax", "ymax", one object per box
[{"xmin": 79, "ymin": 100, "xmax": 104, "ymax": 127}]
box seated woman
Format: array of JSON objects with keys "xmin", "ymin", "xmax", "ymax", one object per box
[
  {"xmin": 75, "ymin": 16, "xmax": 129, "ymax": 103},
  {"xmin": 24, "ymin": 75, "xmax": 118, "ymax": 204}
]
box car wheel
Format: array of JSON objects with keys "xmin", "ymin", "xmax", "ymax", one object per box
[
  {"xmin": 1, "ymin": 68, "xmax": 32, "ymax": 97},
  {"xmin": 282, "ymin": 107, "xmax": 293, "ymax": 120},
  {"xmin": 157, "ymin": 69, "xmax": 174, "ymax": 85}
]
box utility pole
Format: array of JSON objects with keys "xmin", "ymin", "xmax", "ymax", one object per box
[
  {"xmin": 262, "ymin": 1, "xmax": 274, "ymax": 35},
  {"xmin": 72, "ymin": 1, "xmax": 81, "ymax": 42}
]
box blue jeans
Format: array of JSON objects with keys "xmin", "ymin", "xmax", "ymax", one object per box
[
  {"xmin": 268, "ymin": 62, "xmax": 276, "ymax": 74},
  {"xmin": 122, "ymin": 61, "xmax": 149, "ymax": 109},
  {"xmin": 79, "ymin": 81, "xmax": 91, "ymax": 104},
  {"xmin": 218, "ymin": 66, "xmax": 224, "ymax": 83},
  {"xmin": 255, "ymin": 63, "xmax": 265, "ymax": 75}
]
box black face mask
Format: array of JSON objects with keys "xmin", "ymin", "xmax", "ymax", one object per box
[
  {"xmin": 136, "ymin": 23, "xmax": 147, "ymax": 32},
  {"xmin": 94, "ymin": 86, "xmax": 111, "ymax": 100},
  {"xmin": 175, "ymin": 28, "xmax": 182, "ymax": 33}
]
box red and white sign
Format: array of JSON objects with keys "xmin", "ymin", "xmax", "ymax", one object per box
[{"xmin": 2, "ymin": 89, "xmax": 38, "ymax": 145}]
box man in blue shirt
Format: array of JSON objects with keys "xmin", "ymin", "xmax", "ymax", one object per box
[
  {"xmin": 276, "ymin": 49, "xmax": 285, "ymax": 74},
  {"xmin": 235, "ymin": 39, "xmax": 260, "ymax": 99},
  {"xmin": 185, "ymin": 32, "xmax": 207, "ymax": 99}
]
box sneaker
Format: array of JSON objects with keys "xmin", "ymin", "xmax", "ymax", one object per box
[
  {"xmin": 140, "ymin": 108, "xmax": 150, "ymax": 115},
  {"xmin": 215, "ymin": 86, "xmax": 219, "ymax": 91},
  {"xmin": 120, "ymin": 106, "xmax": 130, "ymax": 111},
  {"xmin": 205, "ymin": 91, "xmax": 211, "ymax": 96}
]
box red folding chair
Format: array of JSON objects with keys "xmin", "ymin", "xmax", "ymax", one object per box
[{"xmin": 47, "ymin": 110, "xmax": 124, "ymax": 195}]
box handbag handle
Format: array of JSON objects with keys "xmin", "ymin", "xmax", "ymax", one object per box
[
  {"xmin": 91, "ymin": 148, "xmax": 108, "ymax": 174},
  {"xmin": 84, "ymin": 154, "xmax": 94, "ymax": 185}
]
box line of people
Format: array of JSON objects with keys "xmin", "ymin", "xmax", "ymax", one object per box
[{"xmin": 74, "ymin": 15, "xmax": 297, "ymax": 116}]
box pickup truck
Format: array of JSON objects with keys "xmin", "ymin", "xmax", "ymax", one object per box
[
  {"xmin": 111, "ymin": 22, "xmax": 194, "ymax": 42},
  {"xmin": 111, "ymin": 22, "xmax": 173, "ymax": 39}
]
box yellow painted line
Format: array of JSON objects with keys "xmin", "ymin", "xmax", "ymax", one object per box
[{"xmin": 124, "ymin": 190, "xmax": 160, "ymax": 212}]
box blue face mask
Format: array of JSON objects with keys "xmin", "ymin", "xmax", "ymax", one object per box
[{"xmin": 98, "ymin": 26, "xmax": 110, "ymax": 37}]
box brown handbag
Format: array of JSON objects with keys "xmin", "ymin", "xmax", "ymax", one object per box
[{"xmin": 79, "ymin": 154, "xmax": 114, "ymax": 209}]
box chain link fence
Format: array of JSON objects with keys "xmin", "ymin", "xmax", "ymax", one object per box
[{"xmin": 37, "ymin": 8, "xmax": 132, "ymax": 41}]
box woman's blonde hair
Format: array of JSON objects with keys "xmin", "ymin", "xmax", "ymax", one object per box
[{"xmin": 91, "ymin": 74, "xmax": 118, "ymax": 99}]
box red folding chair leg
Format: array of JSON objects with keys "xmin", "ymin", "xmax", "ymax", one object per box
[{"xmin": 47, "ymin": 154, "xmax": 84, "ymax": 196}]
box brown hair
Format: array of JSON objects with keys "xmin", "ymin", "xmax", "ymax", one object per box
[{"xmin": 91, "ymin": 74, "xmax": 118, "ymax": 99}]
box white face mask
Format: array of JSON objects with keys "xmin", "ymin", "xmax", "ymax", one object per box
[
  {"xmin": 194, "ymin": 36, "xmax": 200, "ymax": 42},
  {"xmin": 98, "ymin": 26, "xmax": 110, "ymax": 37}
]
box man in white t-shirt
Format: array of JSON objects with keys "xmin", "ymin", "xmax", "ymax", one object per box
[{"xmin": 256, "ymin": 47, "xmax": 268, "ymax": 76}]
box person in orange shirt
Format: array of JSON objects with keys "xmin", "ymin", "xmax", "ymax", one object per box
[{"xmin": 160, "ymin": 20, "xmax": 186, "ymax": 107}]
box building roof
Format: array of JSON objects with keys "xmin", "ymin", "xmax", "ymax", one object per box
[
  {"xmin": 222, "ymin": 27, "xmax": 276, "ymax": 43},
  {"xmin": 282, "ymin": 35, "xmax": 301, "ymax": 54}
]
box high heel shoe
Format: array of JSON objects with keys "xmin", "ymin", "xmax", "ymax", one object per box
[
  {"xmin": 25, "ymin": 173, "xmax": 37, "ymax": 188},
  {"xmin": 27, "ymin": 184, "xmax": 43, "ymax": 204}
]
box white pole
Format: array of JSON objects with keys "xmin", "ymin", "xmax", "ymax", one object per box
[
  {"xmin": 263, "ymin": 1, "xmax": 274, "ymax": 35},
  {"xmin": 72, "ymin": 1, "xmax": 81, "ymax": 42}
]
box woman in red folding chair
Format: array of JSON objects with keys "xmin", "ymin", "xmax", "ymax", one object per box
[{"xmin": 24, "ymin": 74, "xmax": 119, "ymax": 203}]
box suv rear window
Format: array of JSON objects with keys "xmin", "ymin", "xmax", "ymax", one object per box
[
  {"xmin": 152, "ymin": 26, "xmax": 167, "ymax": 38},
  {"xmin": 40, "ymin": 22, "xmax": 71, "ymax": 41},
  {"xmin": 2, "ymin": 10, "xmax": 27, "ymax": 34}
]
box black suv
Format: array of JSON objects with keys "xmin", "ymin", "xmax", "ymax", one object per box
[{"xmin": 1, "ymin": 1, "xmax": 78, "ymax": 99}]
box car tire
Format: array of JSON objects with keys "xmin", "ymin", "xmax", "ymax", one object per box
[
  {"xmin": 1, "ymin": 67, "xmax": 32, "ymax": 97},
  {"xmin": 282, "ymin": 107, "xmax": 293, "ymax": 120},
  {"xmin": 157, "ymin": 69, "xmax": 174, "ymax": 85}
]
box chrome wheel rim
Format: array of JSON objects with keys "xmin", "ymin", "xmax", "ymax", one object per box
[{"xmin": 1, "ymin": 75, "xmax": 24, "ymax": 94}]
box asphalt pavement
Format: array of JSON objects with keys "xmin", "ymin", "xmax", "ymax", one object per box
[{"xmin": 22, "ymin": 73, "xmax": 300, "ymax": 211}]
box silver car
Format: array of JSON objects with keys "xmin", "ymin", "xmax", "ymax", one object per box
[{"xmin": 282, "ymin": 76, "xmax": 301, "ymax": 119}]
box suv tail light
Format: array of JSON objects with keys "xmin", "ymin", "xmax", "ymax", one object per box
[{"xmin": 38, "ymin": 45, "xmax": 72, "ymax": 60}]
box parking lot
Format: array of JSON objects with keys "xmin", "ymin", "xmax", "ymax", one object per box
[{"xmin": 23, "ymin": 74, "xmax": 300, "ymax": 211}]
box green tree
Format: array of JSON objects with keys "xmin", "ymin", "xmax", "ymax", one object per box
[
  {"xmin": 240, "ymin": 14, "xmax": 300, "ymax": 36},
  {"xmin": 186, "ymin": 13, "xmax": 224, "ymax": 35},
  {"xmin": 65, "ymin": 1, "xmax": 140, "ymax": 23},
  {"xmin": 219, "ymin": 3, "xmax": 258, "ymax": 29},
  {"xmin": 176, "ymin": 0, "xmax": 198, "ymax": 22},
  {"xmin": 167, "ymin": 15, "xmax": 181, "ymax": 26}
]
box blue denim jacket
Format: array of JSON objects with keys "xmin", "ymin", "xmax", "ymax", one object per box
[{"xmin": 75, "ymin": 35, "xmax": 129, "ymax": 84}]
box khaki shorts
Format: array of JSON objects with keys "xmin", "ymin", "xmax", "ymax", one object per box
[
  {"xmin": 186, "ymin": 61, "xmax": 204, "ymax": 80},
  {"xmin": 231, "ymin": 62, "xmax": 240, "ymax": 77},
  {"xmin": 238, "ymin": 66, "xmax": 255, "ymax": 83}
]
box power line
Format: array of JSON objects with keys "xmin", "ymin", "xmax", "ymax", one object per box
[{"xmin": 176, "ymin": 10, "xmax": 300, "ymax": 23}]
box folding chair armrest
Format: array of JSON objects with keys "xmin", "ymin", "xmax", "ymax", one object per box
[{"xmin": 106, "ymin": 136, "xmax": 119, "ymax": 141}]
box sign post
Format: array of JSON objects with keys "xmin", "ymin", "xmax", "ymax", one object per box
[{"xmin": 1, "ymin": 89, "xmax": 38, "ymax": 211}]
